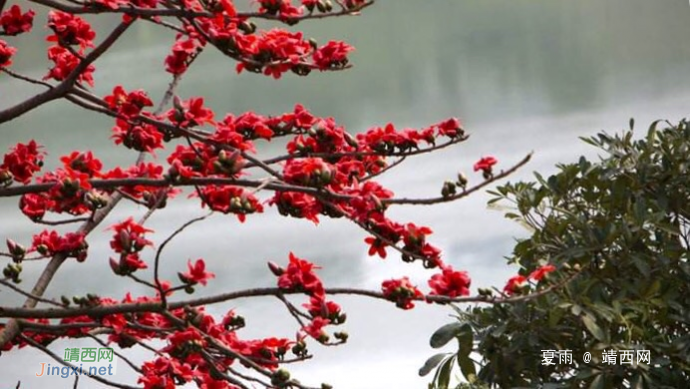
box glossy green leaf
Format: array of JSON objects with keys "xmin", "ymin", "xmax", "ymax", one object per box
[
  {"xmin": 430, "ymin": 322, "xmax": 465, "ymax": 349},
  {"xmin": 419, "ymin": 353, "xmax": 449, "ymax": 377}
]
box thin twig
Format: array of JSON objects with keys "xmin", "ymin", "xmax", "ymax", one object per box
[
  {"xmin": 0, "ymin": 279, "xmax": 66, "ymax": 308},
  {"xmin": 19, "ymin": 335, "xmax": 141, "ymax": 389}
]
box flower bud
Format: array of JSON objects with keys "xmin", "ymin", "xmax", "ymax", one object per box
[
  {"xmin": 84, "ymin": 190, "xmax": 108, "ymax": 210},
  {"xmin": 178, "ymin": 272, "xmax": 192, "ymax": 284},
  {"xmin": 6, "ymin": 239, "xmax": 25, "ymax": 262},
  {"xmin": 225, "ymin": 315, "xmax": 245, "ymax": 329},
  {"xmin": 267, "ymin": 261, "xmax": 285, "ymax": 276},
  {"xmin": 36, "ymin": 244, "xmax": 49, "ymax": 256},
  {"xmin": 76, "ymin": 251, "xmax": 87, "ymax": 262},
  {"xmin": 456, "ymin": 172, "xmax": 468, "ymax": 187},
  {"xmin": 441, "ymin": 181, "xmax": 457, "ymax": 198},
  {"xmin": 0, "ymin": 169, "xmax": 12, "ymax": 186},
  {"xmin": 271, "ymin": 369, "xmax": 291, "ymax": 385},
  {"xmin": 109, "ymin": 257, "xmax": 122, "ymax": 275},
  {"xmin": 334, "ymin": 331, "xmax": 349, "ymax": 342},
  {"xmin": 118, "ymin": 230, "xmax": 132, "ymax": 252},
  {"xmin": 238, "ymin": 21, "xmax": 256, "ymax": 34},
  {"xmin": 292, "ymin": 341, "xmax": 307, "ymax": 357}
]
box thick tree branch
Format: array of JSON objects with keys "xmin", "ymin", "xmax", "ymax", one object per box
[{"xmin": 0, "ymin": 270, "xmax": 581, "ymax": 320}]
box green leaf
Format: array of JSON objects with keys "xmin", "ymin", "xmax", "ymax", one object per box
[
  {"xmin": 457, "ymin": 353, "xmax": 476, "ymax": 382},
  {"xmin": 430, "ymin": 322, "xmax": 465, "ymax": 349},
  {"xmin": 436, "ymin": 356, "xmax": 454, "ymax": 389},
  {"xmin": 582, "ymin": 314, "xmax": 606, "ymax": 342},
  {"xmin": 419, "ymin": 353, "xmax": 449, "ymax": 377},
  {"xmin": 456, "ymin": 324, "xmax": 473, "ymax": 358}
]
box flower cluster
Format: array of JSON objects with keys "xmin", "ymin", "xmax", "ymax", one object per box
[
  {"xmin": 167, "ymin": 97, "xmax": 215, "ymax": 128},
  {"xmin": 271, "ymin": 253, "xmax": 346, "ymax": 343},
  {"xmin": 178, "ymin": 259, "xmax": 215, "ymax": 286},
  {"xmin": 0, "ymin": 5, "xmax": 35, "ymax": 36},
  {"xmin": 257, "ymin": 0, "xmax": 303, "ymax": 19},
  {"xmin": 112, "ymin": 118, "xmax": 164, "ymax": 153},
  {"xmin": 381, "ymin": 277, "xmax": 425, "ymax": 310},
  {"xmin": 197, "ymin": 185, "xmax": 263, "ymax": 222},
  {"xmin": 502, "ymin": 264, "xmax": 557, "ymax": 295},
  {"xmin": 104, "ymin": 85, "xmax": 154, "ymax": 118},
  {"xmin": 44, "ymin": 45, "xmax": 95, "ymax": 86},
  {"xmin": 0, "ymin": 39, "xmax": 16, "ymax": 67},
  {"xmin": 275, "ymin": 252, "xmax": 323, "ymax": 296},
  {"xmin": 283, "ymin": 158, "xmax": 336, "ymax": 188},
  {"xmin": 103, "ymin": 162, "xmax": 171, "ymax": 203},
  {"xmin": 1, "ymin": 140, "xmax": 44, "ymax": 185},
  {"xmin": 109, "ymin": 218, "xmax": 153, "ymax": 275},
  {"xmin": 473, "ymin": 156, "xmax": 498, "ymax": 179},
  {"xmin": 165, "ymin": 36, "xmax": 200, "ymax": 75},
  {"xmin": 46, "ymin": 11, "xmax": 96, "ymax": 51},
  {"xmin": 428, "ymin": 265, "xmax": 471, "ymax": 298},
  {"xmin": 18, "ymin": 151, "xmax": 106, "ymax": 219},
  {"xmin": 31, "ymin": 230, "xmax": 88, "ymax": 261},
  {"xmin": 270, "ymin": 191, "xmax": 322, "ymax": 224}
]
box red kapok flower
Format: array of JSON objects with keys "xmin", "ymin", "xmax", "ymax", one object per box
[
  {"xmin": 167, "ymin": 96, "xmax": 215, "ymax": 127},
  {"xmin": 0, "ymin": 5, "xmax": 35, "ymax": 36},
  {"xmin": 436, "ymin": 117, "xmax": 463, "ymax": 138},
  {"xmin": 473, "ymin": 156, "xmax": 498, "ymax": 172},
  {"xmin": 529, "ymin": 264, "xmax": 556, "ymax": 281},
  {"xmin": 302, "ymin": 317, "xmax": 330, "ymax": 342},
  {"xmin": 198, "ymin": 185, "xmax": 263, "ymax": 222},
  {"xmin": 112, "ymin": 119, "xmax": 164, "ymax": 153},
  {"xmin": 313, "ymin": 41, "xmax": 354, "ymax": 70},
  {"xmin": 44, "ymin": 45, "xmax": 95, "ymax": 86},
  {"xmin": 179, "ymin": 259, "xmax": 215, "ymax": 286},
  {"xmin": 108, "ymin": 218, "xmax": 153, "ymax": 254},
  {"xmin": 503, "ymin": 275, "xmax": 527, "ymax": 295},
  {"xmin": 104, "ymin": 85, "xmax": 153, "ymax": 118},
  {"xmin": 1, "ymin": 140, "xmax": 44, "ymax": 184},
  {"xmin": 31, "ymin": 230, "xmax": 87, "ymax": 260},
  {"xmin": 381, "ymin": 277, "xmax": 424, "ymax": 310},
  {"xmin": 0, "ymin": 39, "xmax": 16, "ymax": 67},
  {"xmin": 46, "ymin": 11, "xmax": 96, "ymax": 50},
  {"xmin": 303, "ymin": 296, "xmax": 343, "ymax": 322},
  {"xmin": 60, "ymin": 151, "xmax": 103, "ymax": 177},
  {"xmin": 276, "ymin": 252, "xmax": 324, "ymax": 296},
  {"xmin": 428, "ymin": 265, "xmax": 471, "ymax": 298}
]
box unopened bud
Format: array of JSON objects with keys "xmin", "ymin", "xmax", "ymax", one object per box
[
  {"xmin": 238, "ymin": 21, "xmax": 256, "ymax": 34},
  {"xmin": 6, "ymin": 239, "xmax": 25, "ymax": 262},
  {"xmin": 110, "ymin": 257, "xmax": 122, "ymax": 275},
  {"xmin": 334, "ymin": 331, "xmax": 348, "ymax": 342},
  {"xmin": 271, "ymin": 369, "xmax": 291, "ymax": 385},
  {"xmin": 267, "ymin": 261, "xmax": 285, "ymax": 276},
  {"xmin": 441, "ymin": 181, "xmax": 457, "ymax": 198},
  {"xmin": 456, "ymin": 172, "xmax": 468, "ymax": 187},
  {"xmin": 0, "ymin": 169, "xmax": 12, "ymax": 186}
]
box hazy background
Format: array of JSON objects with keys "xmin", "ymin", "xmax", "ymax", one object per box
[{"xmin": 1, "ymin": 0, "xmax": 690, "ymax": 387}]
